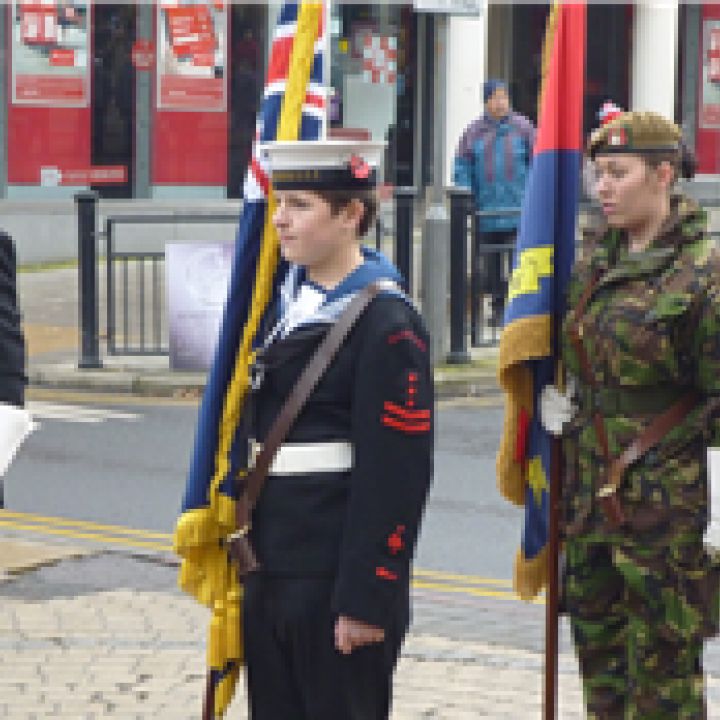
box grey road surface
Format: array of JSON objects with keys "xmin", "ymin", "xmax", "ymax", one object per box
[{"xmin": 4, "ymin": 397, "xmax": 524, "ymax": 582}]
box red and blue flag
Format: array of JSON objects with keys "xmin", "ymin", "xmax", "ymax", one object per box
[{"xmin": 496, "ymin": 2, "xmax": 586, "ymax": 600}]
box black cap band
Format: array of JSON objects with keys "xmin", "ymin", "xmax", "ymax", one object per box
[
  {"xmin": 271, "ymin": 166, "xmax": 377, "ymax": 191},
  {"xmin": 592, "ymin": 144, "xmax": 680, "ymax": 158}
]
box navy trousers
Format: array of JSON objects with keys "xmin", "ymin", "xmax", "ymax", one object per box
[{"xmin": 243, "ymin": 573, "xmax": 404, "ymax": 720}]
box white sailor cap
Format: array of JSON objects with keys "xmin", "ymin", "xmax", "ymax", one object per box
[{"xmin": 260, "ymin": 139, "xmax": 385, "ymax": 191}]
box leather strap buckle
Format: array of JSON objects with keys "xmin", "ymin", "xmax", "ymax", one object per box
[
  {"xmin": 249, "ymin": 361, "xmax": 266, "ymax": 391},
  {"xmin": 226, "ymin": 523, "xmax": 251, "ymax": 543},
  {"xmin": 597, "ymin": 487, "xmax": 626, "ymax": 529}
]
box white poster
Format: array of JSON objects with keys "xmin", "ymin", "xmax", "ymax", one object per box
[
  {"xmin": 166, "ymin": 243, "xmax": 234, "ymax": 371},
  {"xmin": 157, "ymin": 0, "xmax": 227, "ymax": 112}
]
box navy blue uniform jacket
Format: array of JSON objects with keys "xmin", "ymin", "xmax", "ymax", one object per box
[{"xmin": 249, "ymin": 292, "xmax": 433, "ymax": 630}]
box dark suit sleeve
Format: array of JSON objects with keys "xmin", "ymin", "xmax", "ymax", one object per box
[
  {"xmin": 332, "ymin": 303, "xmax": 433, "ymax": 628},
  {"xmin": 0, "ymin": 232, "xmax": 26, "ymax": 406}
]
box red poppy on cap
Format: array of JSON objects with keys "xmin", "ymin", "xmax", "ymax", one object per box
[
  {"xmin": 349, "ymin": 155, "xmax": 371, "ymax": 180},
  {"xmin": 598, "ymin": 100, "xmax": 623, "ymax": 127}
]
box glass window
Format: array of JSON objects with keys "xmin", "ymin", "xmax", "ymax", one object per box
[{"xmin": 330, "ymin": 4, "xmax": 416, "ymax": 186}]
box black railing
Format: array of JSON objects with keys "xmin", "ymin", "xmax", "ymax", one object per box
[
  {"xmin": 447, "ymin": 195, "xmax": 521, "ymax": 357},
  {"xmin": 447, "ymin": 187, "xmax": 472, "ymax": 363},
  {"xmin": 76, "ymin": 192, "xmax": 720, "ymax": 366},
  {"xmin": 469, "ymin": 208, "xmax": 519, "ymax": 348},
  {"xmin": 105, "ymin": 214, "xmax": 238, "ymax": 356},
  {"xmin": 394, "ymin": 187, "xmax": 416, "ymax": 295}
]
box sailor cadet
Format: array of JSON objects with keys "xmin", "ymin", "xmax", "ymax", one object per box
[{"xmin": 240, "ymin": 139, "xmax": 434, "ymax": 720}]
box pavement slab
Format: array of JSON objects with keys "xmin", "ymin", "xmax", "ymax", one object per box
[
  {"xmin": 0, "ymin": 539, "xmax": 96, "ymax": 577},
  {"xmin": 2, "ymin": 544, "xmax": 720, "ymax": 718}
]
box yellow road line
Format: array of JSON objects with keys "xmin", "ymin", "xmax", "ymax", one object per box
[
  {"xmin": 413, "ymin": 579, "xmax": 544, "ymax": 605},
  {"xmin": 414, "ymin": 568, "xmax": 512, "ymax": 588},
  {"xmin": 25, "ymin": 387, "xmax": 199, "ymax": 407},
  {"xmin": 0, "ymin": 519, "xmax": 173, "ymax": 553},
  {"xmin": 0, "ymin": 512, "xmax": 535, "ymax": 603},
  {"xmin": 0, "ymin": 510, "xmax": 173, "ymax": 540}
]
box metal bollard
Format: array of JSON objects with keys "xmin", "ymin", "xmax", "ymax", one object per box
[
  {"xmin": 394, "ymin": 187, "xmax": 416, "ymax": 295},
  {"xmin": 75, "ymin": 191, "xmax": 102, "ymax": 369},
  {"xmin": 446, "ymin": 187, "xmax": 473, "ymax": 364}
]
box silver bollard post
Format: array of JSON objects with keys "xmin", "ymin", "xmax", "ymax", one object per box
[
  {"xmin": 421, "ymin": 200, "xmax": 449, "ymax": 366},
  {"xmin": 420, "ymin": 13, "xmax": 450, "ymax": 366}
]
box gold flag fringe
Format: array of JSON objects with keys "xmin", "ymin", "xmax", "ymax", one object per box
[
  {"xmin": 497, "ymin": 314, "xmax": 552, "ymax": 600},
  {"xmin": 496, "ymin": 315, "xmax": 550, "ymax": 506},
  {"xmin": 514, "ymin": 545, "xmax": 548, "ymax": 601}
]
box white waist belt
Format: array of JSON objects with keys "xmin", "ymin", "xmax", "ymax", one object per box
[{"xmin": 250, "ymin": 440, "xmax": 354, "ymax": 475}]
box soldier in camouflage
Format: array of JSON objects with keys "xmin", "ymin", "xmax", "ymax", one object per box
[{"xmin": 557, "ymin": 112, "xmax": 720, "ymax": 719}]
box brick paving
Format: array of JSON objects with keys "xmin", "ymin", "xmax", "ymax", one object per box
[{"xmin": 2, "ymin": 541, "xmax": 720, "ymax": 719}]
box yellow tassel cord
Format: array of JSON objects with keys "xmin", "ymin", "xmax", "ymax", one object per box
[
  {"xmin": 172, "ymin": 3, "xmax": 324, "ymax": 717},
  {"xmin": 514, "ymin": 545, "xmax": 548, "ymax": 601}
]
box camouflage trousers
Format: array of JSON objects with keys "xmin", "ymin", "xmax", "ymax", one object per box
[{"xmin": 564, "ymin": 537, "xmax": 719, "ymax": 719}]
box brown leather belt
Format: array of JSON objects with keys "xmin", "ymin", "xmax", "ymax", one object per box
[
  {"xmin": 596, "ymin": 391, "xmax": 700, "ymax": 527},
  {"xmin": 578, "ymin": 385, "xmax": 688, "ymax": 416},
  {"xmin": 567, "ymin": 269, "xmax": 701, "ymax": 529}
]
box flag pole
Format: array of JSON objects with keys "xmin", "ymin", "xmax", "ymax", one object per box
[
  {"xmin": 542, "ymin": 3, "xmax": 563, "ymax": 716},
  {"xmin": 322, "ymin": 0, "xmax": 331, "ymax": 141},
  {"xmin": 544, "ymin": 435, "xmax": 561, "ymax": 719},
  {"xmin": 202, "ymin": 670, "xmax": 215, "ymax": 720},
  {"xmin": 543, "ymin": 6, "xmax": 562, "ymax": 712}
]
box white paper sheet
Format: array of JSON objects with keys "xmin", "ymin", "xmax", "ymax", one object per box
[
  {"xmin": 0, "ymin": 403, "xmax": 35, "ymax": 476},
  {"xmin": 705, "ymin": 448, "xmax": 720, "ymax": 549}
]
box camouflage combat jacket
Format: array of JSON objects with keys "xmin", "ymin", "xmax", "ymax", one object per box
[{"xmin": 561, "ymin": 196, "xmax": 720, "ymax": 541}]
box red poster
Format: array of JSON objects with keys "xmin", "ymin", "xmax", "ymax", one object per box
[
  {"xmin": 12, "ymin": 0, "xmax": 90, "ymax": 107},
  {"xmin": 132, "ymin": 39, "xmax": 155, "ymax": 70},
  {"xmin": 709, "ymin": 29, "xmax": 720, "ymax": 83},
  {"xmin": 157, "ymin": 2, "xmax": 226, "ymax": 112},
  {"xmin": 166, "ymin": 5, "xmax": 215, "ymax": 57},
  {"xmin": 701, "ymin": 20, "xmax": 720, "ymax": 130}
]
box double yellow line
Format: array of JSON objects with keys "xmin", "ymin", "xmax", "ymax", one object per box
[
  {"xmin": 0, "ymin": 510, "xmax": 541, "ymax": 604},
  {"xmin": 0, "ymin": 509, "xmax": 173, "ymax": 553}
]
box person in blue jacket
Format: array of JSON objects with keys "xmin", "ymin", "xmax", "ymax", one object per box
[{"xmin": 453, "ymin": 79, "xmax": 535, "ymax": 324}]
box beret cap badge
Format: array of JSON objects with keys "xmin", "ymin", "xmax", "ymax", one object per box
[{"xmin": 608, "ymin": 128, "xmax": 627, "ymax": 146}]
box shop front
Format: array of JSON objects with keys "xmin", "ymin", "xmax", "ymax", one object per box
[
  {"xmin": 4, "ymin": 1, "xmax": 266, "ymax": 200},
  {"xmin": 2, "ymin": 1, "xmax": 418, "ymax": 201},
  {"xmin": 688, "ymin": 3, "xmax": 720, "ymax": 176}
]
